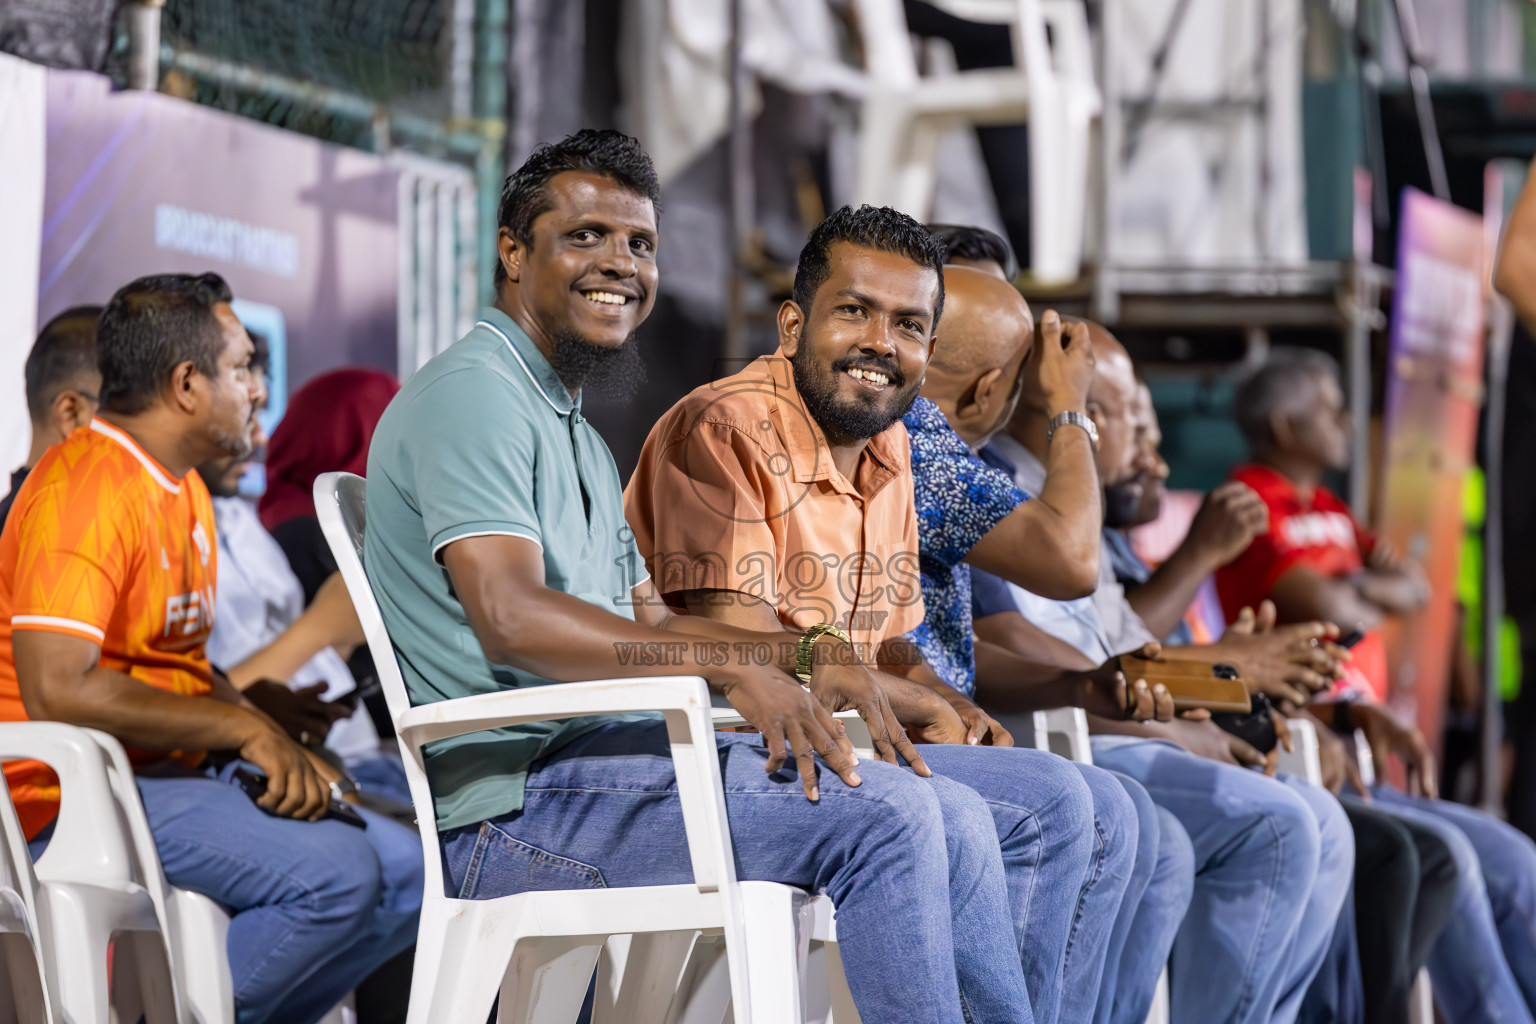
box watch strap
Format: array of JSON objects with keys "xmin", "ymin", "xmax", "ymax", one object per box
[
  {"xmin": 795, "ymin": 623, "xmax": 853, "ymax": 683},
  {"xmin": 1047, "ymin": 410, "xmax": 1097, "ymax": 447}
]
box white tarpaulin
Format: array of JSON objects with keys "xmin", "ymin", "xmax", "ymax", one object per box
[
  {"xmin": 0, "ymin": 52, "xmax": 46, "ymax": 493},
  {"xmin": 1107, "ymin": 0, "xmax": 1309, "ymax": 266}
]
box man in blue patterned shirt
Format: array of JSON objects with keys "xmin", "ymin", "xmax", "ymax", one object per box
[{"xmin": 917, "ymin": 295, "xmax": 1353, "ymax": 1024}]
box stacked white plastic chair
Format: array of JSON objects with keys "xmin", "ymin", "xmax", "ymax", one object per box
[
  {"xmin": 314, "ymin": 471, "xmax": 858, "ymax": 1023},
  {"xmin": 0, "ymin": 723, "xmax": 177, "ymax": 1023},
  {"xmin": 853, "ymin": 0, "xmax": 1101, "ymax": 284},
  {"xmin": 0, "ymin": 781, "xmax": 51, "ymax": 1022}
]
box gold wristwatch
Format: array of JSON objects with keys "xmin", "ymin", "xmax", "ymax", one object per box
[{"xmin": 795, "ymin": 623, "xmax": 853, "ymax": 683}]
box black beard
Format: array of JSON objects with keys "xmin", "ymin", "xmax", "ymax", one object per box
[
  {"xmin": 791, "ymin": 341, "xmax": 920, "ymax": 445},
  {"xmin": 549, "ymin": 329, "xmax": 646, "ymax": 403},
  {"xmin": 1103, "ymin": 474, "xmax": 1147, "ymax": 529}
]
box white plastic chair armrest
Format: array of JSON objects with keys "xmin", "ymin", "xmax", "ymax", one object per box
[
  {"xmin": 711, "ymin": 707, "xmax": 875, "ymax": 759},
  {"xmin": 0, "ymin": 723, "xmax": 137, "ymax": 887},
  {"xmin": 395, "ymin": 675, "xmax": 713, "ymax": 749},
  {"xmin": 399, "ymin": 676, "xmax": 737, "ymax": 892}
]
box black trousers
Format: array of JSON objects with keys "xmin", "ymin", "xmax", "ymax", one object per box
[{"xmin": 1341, "ymin": 795, "xmax": 1460, "ymax": 1024}]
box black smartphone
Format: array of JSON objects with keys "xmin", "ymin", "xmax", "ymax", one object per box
[
  {"xmin": 230, "ymin": 765, "xmax": 367, "ymax": 829},
  {"xmin": 325, "ymin": 690, "xmax": 361, "ymax": 711},
  {"xmin": 1210, "ymin": 693, "xmax": 1279, "ymax": 755},
  {"xmin": 1338, "ymin": 629, "xmax": 1365, "ymax": 649}
]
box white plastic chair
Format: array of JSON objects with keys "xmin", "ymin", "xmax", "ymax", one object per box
[
  {"xmin": 0, "ymin": 782, "xmax": 52, "ymax": 1022},
  {"xmin": 1025, "ymin": 707, "xmax": 1172, "ymax": 1024},
  {"xmin": 82, "ymin": 727, "xmax": 356, "ymax": 1024},
  {"xmin": 852, "ymin": 0, "xmax": 1100, "ymax": 283},
  {"xmin": 0, "ymin": 723, "xmax": 177, "ymax": 1024},
  {"xmin": 314, "ymin": 471, "xmax": 852, "ymax": 1023},
  {"xmin": 1276, "ymin": 716, "xmax": 1323, "ymax": 785}
]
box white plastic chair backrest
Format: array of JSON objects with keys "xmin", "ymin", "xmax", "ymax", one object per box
[
  {"xmin": 0, "ymin": 723, "xmax": 136, "ymax": 889},
  {"xmin": 927, "ymin": 0, "xmax": 1053, "ymax": 96},
  {"xmin": 1276, "ymin": 717, "xmax": 1323, "ymax": 786},
  {"xmin": 1030, "ymin": 707, "xmax": 1093, "ymax": 764},
  {"xmin": 312, "ymin": 472, "xmax": 452, "ymax": 900},
  {"xmin": 80, "ymin": 730, "xmax": 175, "ymax": 923},
  {"xmin": 0, "ymin": 775, "xmax": 39, "ymax": 932},
  {"xmin": 1354, "ymin": 728, "xmax": 1376, "ymax": 787}
]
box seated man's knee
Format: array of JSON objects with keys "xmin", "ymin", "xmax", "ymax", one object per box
[
  {"xmin": 1079, "ymin": 763, "xmax": 1141, "ymax": 874},
  {"xmin": 1239, "ymin": 777, "xmax": 1322, "ymax": 889},
  {"xmin": 301, "ymin": 826, "xmax": 386, "ymax": 922},
  {"xmin": 926, "ymin": 773, "xmax": 1009, "ymax": 875},
  {"xmin": 1156, "ymin": 807, "xmax": 1196, "ymax": 889}
]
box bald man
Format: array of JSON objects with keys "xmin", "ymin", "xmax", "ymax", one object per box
[
  {"xmin": 970, "ymin": 317, "xmax": 1354, "ymax": 1024},
  {"xmin": 627, "ymin": 239, "xmax": 1155, "ymax": 1024}
]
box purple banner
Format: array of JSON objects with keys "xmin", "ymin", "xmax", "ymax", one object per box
[{"xmin": 38, "ymin": 70, "xmax": 400, "ymax": 396}]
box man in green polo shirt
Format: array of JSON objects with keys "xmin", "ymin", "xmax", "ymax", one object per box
[{"xmin": 363, "ymin": 129, "xmax": 1034, "ymax": 1022}]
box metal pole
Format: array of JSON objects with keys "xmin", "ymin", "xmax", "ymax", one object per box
[
  {"xmin": 723, "ymin": 0, "xmax": 752, "ymax": 364},
  {"xmin": 1388, "ymin": 0, "xmax": 1450, "ymax": 201},
  {"xmin": 1346, "ymin": 265, "xmax": 1376, "ymax": 518},
  {"xmin": 126, "ymin": 1, "xmax": 165, "ymax": 91},
  {"xmin": 475, "ymin": 0, "xmax": 510, "ymax": 307},
  {"xmin": 1483, "ymin": 297, "xmax": 1513, "ymax": 813}
]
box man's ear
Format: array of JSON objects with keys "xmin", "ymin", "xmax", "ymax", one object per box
[
  {"xmin": 170, "ymin": 361, "xmax": 200, "ymax": 415},
  {"xmin": 777, "ymin": 299, "xmax": 806, "ymax": 358},
  {"xmin": 967, "ymin": 366, "xmax": 1006, "ymax": 423},
  {"xmin": 498, "ymin": 227, "xmax": 523, "ymax": 284},
  {"xmin": 1268, "ymin": 410, "xmax": 1295, "ymax": 450},
  {"xmin": 51, "ymin": 390, "xmax": 93, "ymax": 436}
]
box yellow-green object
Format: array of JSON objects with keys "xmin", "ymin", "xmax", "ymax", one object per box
[{"xmin": 1459, "ymin": 467, "xmax": 1523, "ymax": 701}]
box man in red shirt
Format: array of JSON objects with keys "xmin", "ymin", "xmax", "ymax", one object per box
[{"xmin": 1219, "ymin": 347, "xmax": 1536, "ymax": 1023}]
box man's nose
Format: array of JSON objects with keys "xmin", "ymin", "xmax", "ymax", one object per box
[{"xmin": 597, "ymin": 237, "xmax": 637, "ymax": 277}]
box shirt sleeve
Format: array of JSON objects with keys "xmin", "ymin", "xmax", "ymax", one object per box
[
  {"xmin": 626, "ymin": 419, "xmax": 783, "ymax": 606},
  {"xmin": 404, "ymin": 370, "xmax": 546, "ymax": 563},
  {"xmin": 9, "ymin": 479, "xmax": 131, "ymax": 644},
  {"xmin": 970, "ymin": 568, "xmax": 1018, "ymax": 618},
  {"xmin": 909, "ymin": 418, "xmax": 1026, "ymax": 569}
]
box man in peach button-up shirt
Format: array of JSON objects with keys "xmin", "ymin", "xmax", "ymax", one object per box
[{"xmin": 624, "ymin": 204, "xmax": 1151, "ymax": 1024}]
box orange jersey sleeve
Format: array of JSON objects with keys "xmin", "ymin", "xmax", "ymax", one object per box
[{"xmin": 8, "ymin": 440, "xmax": 137, "ymax": 644}]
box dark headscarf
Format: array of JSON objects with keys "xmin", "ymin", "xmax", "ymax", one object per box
[{"xmin": 258, "ymin": 367, "xmax": 400, "ymax": 531}]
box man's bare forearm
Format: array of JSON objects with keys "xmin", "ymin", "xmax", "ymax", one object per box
[
  {"xmin": 971, "ymin": 638, "xmax": 1095, "ymax": 713},
  {"xmin": 29, "ymin": 664, "xmax": 264, "ymax": 753},
  {"xmin": 224, "ymin": 613, "xmax": 331, "ymax": 689},
  {"xmin": 1086, "ymin": 711, "xmax": 1166, "ymax": 739},
  {"xmin": 1356, "ymin": 570, "xmax": 1426, "ymax": 615},
  {"xmin": 966, "ymin": 427, "xmax": 1101, "ymax": 598},
  {"xmin": 1127, "ymin": 542, "xmax": 1213, "ymax": 641}
]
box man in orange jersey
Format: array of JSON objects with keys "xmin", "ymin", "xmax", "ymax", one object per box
[{"xmin": 0, "ymin": 273, "xmax": 420, "ymax": 1024}]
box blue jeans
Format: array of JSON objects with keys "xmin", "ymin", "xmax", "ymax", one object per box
[
  {"xmin": 1091, "ymin": 737, "xmax": 1332, "ymax": 1024},
  {"xmin": 137, "ymin": 771, "xmax": 424, "ymax": 1024},
  {"xmin": 1273, "ymin": 774, "xmax": 1355, "ymax": 1023},
  {"xmin": 1096, "ymin": 785, "xmax": 1196, "ymax": 1024},
  {"xmin": 348, "ymin": 752, "xmax": 414, "ymax": 807},
  {"xmin": 1372, "ymin": 786, "xmax": 1536, "ymax": 1024},
  {"xmin": 914, "ymin": 745, "xmax": 1138, "ymax": 1024},
  {"xmin": 442, "ymin": 721, "xmax": 1032, "ymax": 1024}
]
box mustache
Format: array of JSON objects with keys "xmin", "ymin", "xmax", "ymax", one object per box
[{"xmin": 831, "ymin": 355, "xmax": 906, "ymax": 389}]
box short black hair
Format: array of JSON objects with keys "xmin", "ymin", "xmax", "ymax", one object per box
[
  {"xmin": 1233, "ymin": 346, "xmax": 1341, "ymax": 449},
  {"xmin": 247, "ymin": 328, "xmax": 271, "ymax": 381},
  {"xmin": 25, "ymin": 306, "xmax": 102, "ymax": 423},
  {"xmin": 97, "ymin": 272, "xmax": 233, "ymax": 415},
  {"xmin": 495, "ymin": 129, "xmax": 661, "ymax": 288},
  {"xmin": 794, "ymin": 205, "xmax": 948, "ymax": 328},
  {"xmin": 926, "ymin": 223, "xmax": 1015, "ymax": 278}
]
